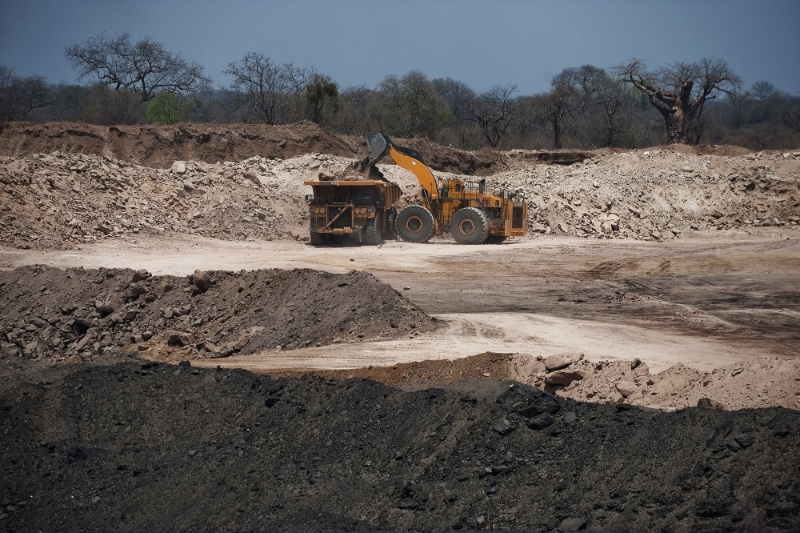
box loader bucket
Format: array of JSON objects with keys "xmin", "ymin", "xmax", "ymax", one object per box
[{"xmin": 365, "ymin": 132, "xmax": 391, "ymax": 166}]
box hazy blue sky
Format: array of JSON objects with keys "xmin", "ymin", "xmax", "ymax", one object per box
[{"xmin": 1, "ymin": 0, "xmax": 799, "ymax": 95}]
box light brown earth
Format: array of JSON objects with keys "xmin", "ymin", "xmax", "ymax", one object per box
[
  {"xmin": 2, "ymin": 230, "xmax": 798, "ymax": 411},
  {"xmin": 1, "ymin": 122, "xmax": 799, "ymax": 412}
]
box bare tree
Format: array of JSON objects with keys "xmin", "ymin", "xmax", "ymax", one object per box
[
  {"xmin": 467, "ymin": 85, "xmax": 517, "ymax": 148},
  {"xmin": 65, "ymin": 33, "xmax": 210, "ymax": 102},
  {"xmin": 615, "ymin": 57, "xmax": 741, "ymax": 144},
  {"xmin": 225, "ymin": 53, "xmax": 314, "ymax": 125},
  {"xmin": 0, "ymin": 66, "xmax": 55, "ymax": 121},
  {"xmin": 538, "ymin": 76, "xmax": 578, "ymax": 149}
]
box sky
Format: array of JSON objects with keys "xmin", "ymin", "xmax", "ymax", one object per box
[{"xmin": 1, "ymin": 0, "xmax": 799, "ymax": 95}]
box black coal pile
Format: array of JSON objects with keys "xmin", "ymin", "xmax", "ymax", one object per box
[
  {"xmin": 0, "ymin": 357, "xmax": 797, "ymax": 532},
  {"xmin": 0, "ymin": 265, "xmax": 435, "ymax": 362}
]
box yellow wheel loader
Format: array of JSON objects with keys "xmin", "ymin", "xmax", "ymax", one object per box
[{"xmin": 365, "ymin": 132, "xmax": 527, "ymax": 244}]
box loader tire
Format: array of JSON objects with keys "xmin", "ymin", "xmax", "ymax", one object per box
[
  {"xmin": 485, "ymin": 235, "xmax": 508, "ymax": 244},
  {"xmin": 451, "ymin": 207, "xmax": 490, "ymax": 245},
  {"xmin": 396, "ymin": 205, "xmax": 435, "ymax": 243},
  {"xmin": 363, "ymin": 216, "xmax": 383, "ymax": 246}
]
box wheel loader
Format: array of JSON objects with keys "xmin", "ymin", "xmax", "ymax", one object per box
[
  {"xmin": 304, "ymin": 133, "xmax": 527, "ymax": 245},
  {"xmin": 365, "ymin": 132, "xmax": 527, "ymax": 244}
]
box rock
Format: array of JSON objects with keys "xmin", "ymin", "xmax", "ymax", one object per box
[
  {"xmin": 94, "ymin": 299, "xmax": 114, "ymax": 314},
  {"xmin": 545, "ymin": 352, "xmax": 583, "ymax": 372},
  {"xmin": 193, "ymin": 270, "xmax": 210, "ymax": 292},
  {"xmin": 697, "ymin": 398, "xmax": 726, "ymax": 410},
  {"xmin": 559, "ymin": 517, "xmax": 587, "ymax": 532},
  {"xmin": 95, "ymin": 223, "xmax": 112, "ymax": 235},
  {"xmin": 526, "ymin": 412, "xmax": 554, "ymax": 430},
  {"xmin": 492, "ymin": 418, "xmax": 515, "ymax": 436},
  {"xmin": 615, "ymin": 381, "xmax": 638, "ymax": 398},
  {"xmin": 171, "ymin": 161, "xmax": 187, "ymax": 174},
  {"xmin": 244, "ymin": 170, "xmax": 262, "ymax": 186},
  {"xmin": 518, "ymin": 397, "xmax": 561, "ymax": 417},
  {"xmin": 60, "ymin": 303, "xmax": 78, "ymax": 314},
  {"xmin": 232, "ymin": 337, "xmax": 250, "ymax": 352},
  {"xmin": 734, "ymin": 433, "xmax": 753, "ymax": 449},
  {"xmin": 545, "ymin": 369, "xmax": 588, "ymax": 387},
  {"xmin": 166, "ymin": 331, "xmax": 192, "ymax": 347}
]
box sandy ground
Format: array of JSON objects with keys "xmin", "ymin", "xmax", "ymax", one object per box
[{"xmin": 3, "ymin": 229, "xmax": 798, "ymax": 375}]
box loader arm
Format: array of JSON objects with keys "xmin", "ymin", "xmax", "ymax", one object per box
[{"xmin": 365, "ymin": 133, "xmax": 439, "ymax": 203}]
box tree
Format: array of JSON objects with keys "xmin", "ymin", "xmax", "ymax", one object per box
[
  {"xmin": 0, "ymin": 66, "xmax": 54, "ymax": 121},
  {"xmin": 305, "ymin": 74, "xmax": 338, "ymax": 124},
  {"xmin": 615, "ymin": 57, "xmax": 741, "ymax": 144},
  {"xmin": 147, "ymin": 91, "xmax": 202, "ymax": 124},
  {"xmin": 369, "ymin": 71, "xmax": 450, "ymax": 138},
  {"xmin": 225, "ymin": 53, "xmax": 314, "ymax": 125},
  {"xmin": 65, "ymin": 33, "xmax": 211, "ymax": 103},
  {"xmin": 432, "ymin": 77, "xmax": 476, "ymax": 123},
  {"xmin": 539, "ymin": 76, "xmax": 579, "ymax": 149},
  {"xmin": 467, "ymin": 85, "xmax": 517, "ymax": 148}
]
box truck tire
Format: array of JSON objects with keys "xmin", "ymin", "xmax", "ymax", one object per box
[
  {"xmin": 451, "ymin": 207, "xmax": 490, "ymax": 244},
  {"xmin": 309, "ymin": 221, "xmax": 324, "ymax": 245},
  {"xmin": 485, "ymin": 235, "xmax": 508, "ymax": 244},
  {"xmin": 363, "ymin": 216, "xmax": 383, "ymax": 245},
  {"xmin": 396, "ymin": 205, "xmax": 435, "ymax": 243},
  {"xmin": 384, "ymin": 207, "xmax": 398, "ymax": 240}
]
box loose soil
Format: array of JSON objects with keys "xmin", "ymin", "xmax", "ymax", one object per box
[
  {"xmin": 2, "ymin": 123, "xmax": 800, "ymax": 532},
  {"xmin": 0, "ymin": 266, "xmax": 436, "ymax": 363},
  {"xmin": 0, "ymin": 354, "xmax": 798, "ymax": 532}
]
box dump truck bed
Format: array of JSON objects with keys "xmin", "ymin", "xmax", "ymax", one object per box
[{"xmin": 304, "ymin": 180, "xmax": 402, "ymax": 210}]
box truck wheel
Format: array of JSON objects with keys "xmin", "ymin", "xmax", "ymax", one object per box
[
  {"xmin": 384, "ymin": 207, "xmax": 398, "ymax": 240},
  {"xmin": 396, "ymin": 206, "xmax": 435, "ymax": 243},
  {"xmin": 309, "ymin": 222, "xmax": 324, "ymax": 245},
  {"xmin": 451, "ymin": 207, "xmax": 489, "ymax": 244},
  {"xmin": 363, "ymin": 216, "xmax": 383, "ymax": 245},
  {"xmin": 485, "ymin": 235, "xmax": 508, "ymax": 244}
]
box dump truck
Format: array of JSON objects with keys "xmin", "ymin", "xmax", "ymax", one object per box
[
  {"xmin": 365, "ymin": 132, "xmax": 527, "ymax": 244},
  {"xmin": 304, "ymin": 178, "xmax": 402, "ymax": 245}
]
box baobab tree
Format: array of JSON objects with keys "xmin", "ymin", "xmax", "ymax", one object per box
[{"xmin": 615, "ymin": 57, "xmax": 741, "ymax": 144}]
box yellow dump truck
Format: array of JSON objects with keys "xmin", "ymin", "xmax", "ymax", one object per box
[{"xmin": 303, "ymin": 179, "xmax": 402, "ymax": 245}]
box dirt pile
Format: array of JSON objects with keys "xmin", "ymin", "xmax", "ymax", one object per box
[
  {"xmin": 0, "ymin": 151, "xmax": 357, "ymax": 249},
  {"xmin": 1, "ymin": 357, "xmax": 798, "ymax": 532},
  {"xmin": 0, "ymin": 121, "xmax": 358, "ymax": 168},
  {"xmin": 285, "ymin": 352, "xmax": 800, "ymax": 411},
  {"xmin": 0, "ymin": 121, "xmax": 511, "ymax": 175},
  {"xmin": 2, "ymin": 133, "xmax": 799, "ymax": 250},
  {"xmin": 0, "ymin": 266, "xmax": 436, "ymax": 363},
  {"xmin": 495, "ymin": 148, "xmax": 800, "ymax": 239}
]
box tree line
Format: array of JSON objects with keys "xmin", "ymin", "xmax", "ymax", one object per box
[{"xmin": 2, "ymin": 32, "xmax": 798, "ymax": 150}]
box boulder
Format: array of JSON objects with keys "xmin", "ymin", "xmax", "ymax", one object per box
[
  {"xmin": 171, "ymin": 161, "xmax": 187, "ymax": 174},
  {"xmin": 193, "ymin": 270, "xmax": 210, "ymax": 292},
  {"xmin": 545, "ymin": 352, "xmax": 583, "ymax": 372},
  {"xmin": 546, "ymin": 369, "xmax": 588, "ymax": 387},
  {"xmin": 615, "ymin": 381, "xmax": 638, "ymax": 398}
]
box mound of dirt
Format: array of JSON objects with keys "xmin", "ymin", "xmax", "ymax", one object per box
[
  {"xmin": 498, "ymin": 147, "xmax": 800, "ymax": 239},
  {"xmin": 0, "ymin": 121, "xmax": 358, "ymax": 168},
  {"xmin": 1, "ymin": 357, "xmax": 797, "ymax": 532},
  {"xmin": 283, "ymin": 352, "xmax": 800, "ymax": 411},
  {"xmin": 0, "ymin": 266, "xmax": 436, "ymax": 364},
  {"xmin": 0, "ymin": 151, "xmax": 352, "ymax": 249},
  {"xmin": 2, "ymin": 138, "xmax": 799, "ymax": 250},
  {"xmin": 0, "ymin": 122, "xmax": 512, "ymax": 175}
]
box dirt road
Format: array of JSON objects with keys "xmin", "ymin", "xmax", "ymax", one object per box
[{"xmin": 3, "ymin": 229, "xmax": 797, "ymax": 374}]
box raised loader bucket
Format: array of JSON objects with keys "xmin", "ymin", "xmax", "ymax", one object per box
[{"xmin": 365, "ymin": 132, "xmax": 391, "ymax": 166}]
